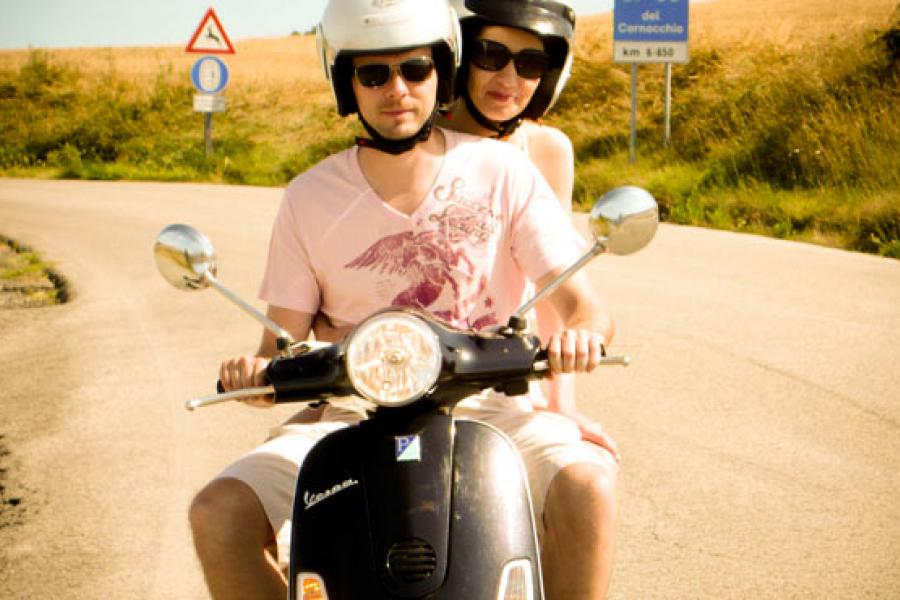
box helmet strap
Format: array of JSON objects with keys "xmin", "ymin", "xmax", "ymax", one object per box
[
  {"xmin": 356, "ymin": 107, "xmax": 439, "ymax": 155},
  {"xmin": 462, "ymin": 91, "xmax": 523, "ymax": 138}
]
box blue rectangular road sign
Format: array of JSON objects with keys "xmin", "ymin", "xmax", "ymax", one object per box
[{"xmin": 614, "ymin": 0, "xmax": 690, "ymax": 63}]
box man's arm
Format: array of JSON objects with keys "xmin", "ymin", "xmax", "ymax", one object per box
[
  {"xmin": 218, "ymin": 305, "xmax": 314, "ymax": 407},
  {"xmin": 255, "ymin": 305, "xmax": 315, "ymax": 357}
]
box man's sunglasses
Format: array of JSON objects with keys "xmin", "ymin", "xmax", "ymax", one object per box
[
  {"xmin": 470, "ymin": 39, "xmax": 550, "ymax": 80},
  {"xmin": 354, "ymin": 57, "xmax": 435, "ymax": 88}
]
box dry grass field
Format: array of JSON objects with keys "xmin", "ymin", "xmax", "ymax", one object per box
[
  {"xmin": 0, "ymin": 34, "xmax": 329, "ymax": 110},
  {"xmin": 0, "ymin": 34, "xmax": 318, "ymax": 83},
  {"xmin": 579, "ymin": 0, "xmax": 898, "ymax": 58},
  {"xmin": 1, "ymin": 0, "xmax": 894, "ymax": 90}
]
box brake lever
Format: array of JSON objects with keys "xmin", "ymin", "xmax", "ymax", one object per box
[{"xmin": 186, "ymin": 385, "xmax": 276, "ymax": 411}]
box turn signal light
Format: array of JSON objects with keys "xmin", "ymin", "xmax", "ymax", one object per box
[
  {"xmin": 497, "ymin": 558, "xmax": 534, "ymax": 600},
  {"xmin": 298, "ymin": 572, "xmax": 328, "ymax": 600}
]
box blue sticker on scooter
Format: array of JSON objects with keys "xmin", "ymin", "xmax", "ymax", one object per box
[{"xmin": 395, "ymin": 435, "xmax": 421, "ymax": 462}]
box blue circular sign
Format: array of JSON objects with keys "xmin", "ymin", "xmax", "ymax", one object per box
[{"xmin": 191, "ymin": 56, "xmax": 230, "ymax": 94}]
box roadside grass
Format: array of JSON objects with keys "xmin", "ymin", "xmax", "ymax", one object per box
[
  {"xmin": 0, "ymin": 46, "xmax": 359, "ymax": 187},
  {"xmin": 0, "ymin": 237, "xmax": 64, "ymax": 307},
  {"xmin": 0, "ymin": 239, "xmax": 46, "ymax": 280},
  {"xmin": 0, "ymin": 0, "xmax": 897, "ymax": 257}
]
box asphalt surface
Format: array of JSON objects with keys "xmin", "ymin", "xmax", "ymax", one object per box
[{"xmin": 0, "ymin": 178, "xmax": 898, "ymax": 599}]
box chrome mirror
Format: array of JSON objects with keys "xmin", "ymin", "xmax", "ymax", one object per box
[
  {"xmin": 154, "ymin": 224, "xmax": 216, "ymax": 291},
  {"xmin": 589, "ymin": 186, "xmax": 659, "ymax": 255},
  {"xmin": 153, "ymin": 223, "xmax": 296, "ymax": 352}
]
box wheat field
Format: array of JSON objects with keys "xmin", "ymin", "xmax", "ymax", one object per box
[{"xmin": 2, "ymin": 0, "xmax": 896, "ymax": 90}]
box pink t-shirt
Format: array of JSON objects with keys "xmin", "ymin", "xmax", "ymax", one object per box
[{"xmin": 260, "ymin": 127, "xmax": 586, "ymax": 333}]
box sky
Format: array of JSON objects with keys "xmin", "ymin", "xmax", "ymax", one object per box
[{"xmin": 0, "ymin": 0, "xmax": 615, "ymax": 50}]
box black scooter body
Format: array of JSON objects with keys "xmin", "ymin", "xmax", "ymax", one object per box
[{"xmin": 288, "ymin": 408, "xmax": 542, "ymax": 599}]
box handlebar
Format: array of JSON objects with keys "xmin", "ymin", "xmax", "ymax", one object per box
[{"xmin": 189, "ymin": 343, "xmax": 630, "ymax": 412}]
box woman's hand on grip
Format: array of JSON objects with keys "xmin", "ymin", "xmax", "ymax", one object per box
[{"xmin": 546, "ymin": 328, "xmax": 605, "ymax": 373}]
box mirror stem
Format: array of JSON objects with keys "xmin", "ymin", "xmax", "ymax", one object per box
[
  {"xmin": 511, "ymin": 239, "xmax": 608, "ymax": 323},
  {"xmin": 203, "ymin": 272, "xmax": 296, "ymax": 354}
]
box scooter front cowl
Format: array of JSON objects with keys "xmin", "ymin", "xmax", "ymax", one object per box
[
  {"xmin": 289, "ymin": 411, "xmax": 454, "ymax": 598},
  {"xmin": 288, "ymin": 411, "xmax": 542, "ymax": 598}
]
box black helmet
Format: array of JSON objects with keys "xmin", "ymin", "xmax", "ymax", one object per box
[{"xmin": 453, "ymin": 0, "xmax": 575, "ymax": 132}]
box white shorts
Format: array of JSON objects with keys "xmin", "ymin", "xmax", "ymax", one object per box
[{"xmin": 217, "ymin": 403, "xmax": 617, "ymax": 569}]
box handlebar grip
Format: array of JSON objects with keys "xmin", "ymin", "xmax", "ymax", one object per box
[
  {"xmin": 216, "ymin": 373, "xmax": 271, "ymax": 395},
  {"xmin": 533, "ymin": 347, "xmax": 626, "ymax": 374}
]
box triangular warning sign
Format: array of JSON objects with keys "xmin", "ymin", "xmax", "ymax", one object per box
[{"xmin": 186, "ymin": 8, "xmax": 236, "ymax": 54}]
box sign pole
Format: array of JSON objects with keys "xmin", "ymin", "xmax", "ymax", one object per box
[
  {"xmin": 630, "ymin": 64, "xmax": 638, "ymax": 164},
  {"xmin": 204, "ymin": 113, "xmax": 214, "ymax": 157},
  {"xmin": 664, "ymin": 63, "xmax": 672, "ymax": 147}
]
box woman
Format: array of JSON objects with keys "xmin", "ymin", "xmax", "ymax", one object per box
[
  {"xmin": 444, "ymin": 0, "xmax": 576, "ymax": 204},
  {"xmin": 441, "ymin": 2, "xmax": 620, "ymax": 593},
  {"xmin": 443, "ymin": 0, "xmax": 617, "ymax": 450}
]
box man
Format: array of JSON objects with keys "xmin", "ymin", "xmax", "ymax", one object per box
[{"xmin": 188, "ymin": 0, "xmax": 617, "ymax": 598}]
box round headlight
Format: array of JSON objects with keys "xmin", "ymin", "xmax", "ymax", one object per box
[{"xmin": 345, "ymin": 312, "xmax": 442, "ymax": 407}]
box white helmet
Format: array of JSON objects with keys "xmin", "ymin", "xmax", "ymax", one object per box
[
  {"xmin": 317, "ymin": 0, "xmax": 462, "ymax": 116},
  {"xmin": 451, "ymin": 0, "xmax": 575, "ymax": 119}
]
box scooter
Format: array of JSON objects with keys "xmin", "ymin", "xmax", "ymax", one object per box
[{"xmin": 154, "ymin": 186, "xmax": 658, "ymax": 600}]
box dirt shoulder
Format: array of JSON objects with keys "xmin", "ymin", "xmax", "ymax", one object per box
[
  {"xmin": 0, "ymin": 237, "xmax": 65, "ymax": 536},
  {"xmin": 0, "ymin": 436, "xmax": 26, "ymax": 531}
]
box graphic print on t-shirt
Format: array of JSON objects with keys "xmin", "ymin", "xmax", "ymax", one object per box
[{"xmin": 345, "ymin": 177, "xmax": 499, "ymax": 329}]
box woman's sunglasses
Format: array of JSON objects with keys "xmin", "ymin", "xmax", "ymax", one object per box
[
  {"xmin": 470, "ymin": 39, "xmax": 550, "ymax": 80},
  {"xmin": 354, "ymin": 57, "xmax": 435, "ymax": 88}
]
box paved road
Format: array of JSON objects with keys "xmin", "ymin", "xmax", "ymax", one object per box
[{"xmin": 1, "ymin": 178, "xmax": 898, "ymax": 598}]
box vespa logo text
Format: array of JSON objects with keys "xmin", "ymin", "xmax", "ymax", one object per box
[{"xmin": 303, "ymin": 478, "xmax": 359, "ymax": 511}]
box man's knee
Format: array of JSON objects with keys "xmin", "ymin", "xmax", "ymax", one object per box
[
  {"xmin": 542, "ymin": 462, "xmax": 617, "ymax": 598},
  {"xmin": 189, "ymin": 477, "xmax": 269, "ymax": 546},
  {"xmin": 547, "ymin": 461, "xmax": 617, "ymax": 522}
]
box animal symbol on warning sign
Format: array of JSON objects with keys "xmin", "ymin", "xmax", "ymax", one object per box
[{"xmin": 186, "ymin": 8, "xmax": 236, "ymax": 55}]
